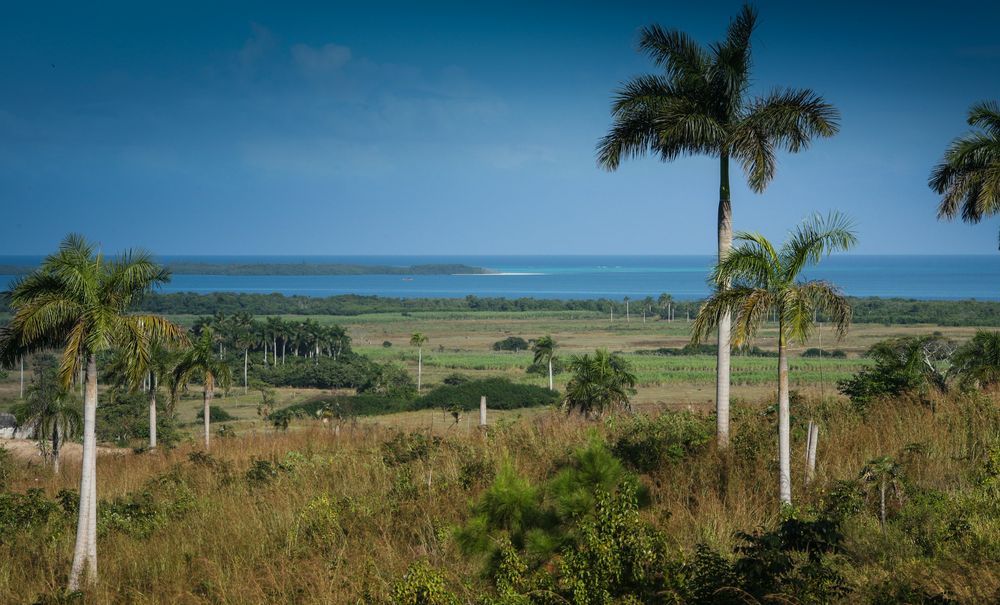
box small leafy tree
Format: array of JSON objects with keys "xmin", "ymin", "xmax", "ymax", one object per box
[
  {"xmin": 562, "ymin": 349, "xmax": 637, "ymax": 417},
  {"xmin": 951, "ymin": 330, "xmax": 1000, "ymax": 389},
  {"xmin": 859, "ymin": 456, "xmax": 904, "ymax": 530},
  {"xmin": 11, "ymin": 354, "xmax": 81, "ymax": 474}
]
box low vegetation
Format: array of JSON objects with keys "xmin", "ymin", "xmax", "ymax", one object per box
[{"xmin": 1, "ymin": 389, "xmax": 998, "ymax": 603}]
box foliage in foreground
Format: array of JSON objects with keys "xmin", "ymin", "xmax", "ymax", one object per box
[{"xmin": 2, "ymin": 392, "xmax": 1000, "ymax": 603}]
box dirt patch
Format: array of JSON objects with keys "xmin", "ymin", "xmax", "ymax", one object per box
[{"xmin": 0, "ymin": 438, "xmax": 128, "ymax": 463}]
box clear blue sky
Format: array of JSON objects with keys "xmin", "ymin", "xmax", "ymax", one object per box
[{"xmin": 1, "ymin": 1, "xmax": 998, "ymax": 255}]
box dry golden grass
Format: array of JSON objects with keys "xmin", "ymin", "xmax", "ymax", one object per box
[{"xmin": 2, "ymin": 388, "xmax": 999, "ymax": 603}]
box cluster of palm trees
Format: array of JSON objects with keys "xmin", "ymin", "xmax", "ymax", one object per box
[{"xmin": 194, "ymin": 312, "xmax": 351, "ymax": 372}]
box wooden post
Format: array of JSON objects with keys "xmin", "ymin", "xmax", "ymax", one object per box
[
  {"xmin": 806, "ymin": 422, "xmax": 819, "ymax": 484},
  {"xmin": 479, "ymin": 396, "xmax": 487, "ymax": 427}
]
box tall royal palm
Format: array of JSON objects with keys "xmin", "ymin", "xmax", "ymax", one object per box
[
  {"xmin": 0, "ymin": 234, "xmax": 179, "ymax": 589},
  {"xmin": 692, "ymin": 213, "xmax": 856, "ymax": 505},
  {"xmin": 597, "ymin": 5, "xmax": 840, "ymax": 446},
  {"xmin": 174, "ymin": 328, "xmax": 233, "ymax": 449},
  {"xmin": 930, "ymin": 101, "xmax": 1000, "ymax": 244},
  {"xmin": 532, "ymin": 335, "xmax": 558, "ymax": 391},
  {"xmin": 410, "ymin": 332, "xmax": 428, "ymax": 392}
]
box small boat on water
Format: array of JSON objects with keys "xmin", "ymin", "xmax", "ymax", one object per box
[{"xmin": 402, "ymin": 277, "xmax": 414, "ymax": 281}]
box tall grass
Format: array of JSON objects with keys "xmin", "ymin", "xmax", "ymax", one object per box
[{"xmin": 1, "ymin": 389, "xmax": 998, "ymax": 603}]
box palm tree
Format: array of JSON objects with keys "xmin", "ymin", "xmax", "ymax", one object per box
[
  {"xmin": 562, "ymin": 349, "xmax": 637, "ymax": 417},
  {"xmin": 410, "ymin": 332, "xmax": 428, "ymax": 392},
  {"xmin": 173, "ymin": 328, "xmax": 233, "ymax": 449},
  {"xmin": 0, "ymin": 234, "xmax": 179, "ymax": 589},
  {"xmin": 951, "ymin": 330, "xmax": 1000, "ymax": 389},
  {"xmin": 598, "ymin": 5, "xmax": 840, "ymax": 448},
  {"xmin": 642, "ymin": 296, "xmax": 655, "ymax": 324},
  {"xmin": 930, "ymin": 101, "xmax": 1000, "ymax": 245},
  {"xmin": 532, "ymin": 335, "xmax": 558, "ymax": 391},
  {"xmin": 658, "ymin": 293, "xmax": 674, "ymax": 322},
  {"xmin": 859, "ymin": 455, "xmax": 904, "ymax": 530},
  {"xmin": 11, "ymin": 355, "xmax": 82, "ymax": 474},
  {"xmin": 692, "ymin": 213, "xmax": 856, "ymax": 505}
]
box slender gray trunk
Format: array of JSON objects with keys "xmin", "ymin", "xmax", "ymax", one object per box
[
  {"xmin": 806, "ymin": 422, "xmax": 819, "ymax": 484},
  {"xmin": 417, "ymin": 347, "xmax": 423, "ymax": 392},
  {"xmin": 548, "ymin": 358, "xmax": 554, "ymax": 391},
  {"xmin": 148, "ymin": 372, "xmax": 157, "ymax": 450},
  {"xmin": 879, "ymin": 481, "xmax": 887, "ymax": 529},
  {"xmin": 244, "ymin": 349, "xmax": 249, "ymax": 394},
  {"xmin": 52, "ymin": 424, "xmax": 61, "ymax": 474},
  {"xmin": 778, "ymin": 331, "xmax": 791, "ymax": 505},
  {"xmin": 203, "ymin": 375, "xmax": 214, "ymax": 449},
  {"xmin": 19, "ymin": 356, "xmax": 24, "ymax": 398},
  {"xmin": 479, "ymin": 395, "xmax": 487, "ymax": 427},
  {"xmin": 716, "ymin": 152, "xmax": 733, "ymax": 448},
  {"xmin": 263, "ymin": 342, "xmax": 267, "ymax": 367},
  {"xmin": 68, "ymin": 354, "xmax": 98, "ymax": 589}
]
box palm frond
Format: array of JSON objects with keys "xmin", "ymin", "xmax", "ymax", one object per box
[
  {"xmin": 709, "ymin": 4, "xmax": 756, "ymax": 110},
  {"xmin": 779, "ymin": 211, "xmax": 857, "ymax": 281},
  {"xmin": 691, "ymin": 286, "xmax": 764, "ymax": 345},
  {"xmin": 797, "ymin": 280, "xmax": 852, "ymax": 341},
  {"xmin": 731, "ymin": 88, "xmax": 840, "ymax": 192},
  {"xmin": 713, "ymin": 232, "xmax": 780, "ymax": 288},
  {"xmin": 968, "ymin": 100, "xmax": 1000, "ymax": 136},
  {"xmin": 637, "ymin": 24, "xmax": 709, "ymax": 84}
]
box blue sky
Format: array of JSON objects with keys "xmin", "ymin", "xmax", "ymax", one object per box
[{"xmin": 1, "ymin": 1, "xmax": 998, "ymax": 255}]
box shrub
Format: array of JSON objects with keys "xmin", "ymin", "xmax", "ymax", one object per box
[
  {"xmin": 412, "ymin": 378, "xmax": 558, "ymax": 412},
  {"xmin": 611, "ymin": 412, "xmax": 713, "ymax": 473},
  {"xmin": 441, "ymin": 372, "xmax": 472, "ymax": 386},
  {"xmin": 383, "ymin": 340, "xmax": 393, "ymax": 348},
  {"xmin": 492, "ymin": 336, "xmax": 530, "ymax": 352},
  {"xmin": 802, "ymin": 347, "xmax": 847, "ymax": 358},
  {"xmin": 381, "ymin": 432, "xmax": 442, "ymax": 466},
  {"xmin": 195, "ymin": 405, "xmax": 236, "ymax": 422},
  {"xmin": 390, "ymin": 561, "xmax": 459, "ymax": 605}
]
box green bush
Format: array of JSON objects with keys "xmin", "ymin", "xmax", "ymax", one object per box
[
  {"xmin": 492, "ymin": 336, "xmax": 530, "ymax": 352},
  {"xmin": 195, "ymin": 405, "xmax": 236, "ymax": 423},
  {"xmin": 390, "ymin": 561, "xmax": 459, "ymax": 605},
  {"xmin": 802, "ymin": 347, "xmax": 847, "ymax": 358},
  {"xmin": 412, "ymin": 378, "xmax": 558, "ymax": 412},
  {"xmin": 611, "ymin": 412, "xmax": 713, "ymax": 473}
]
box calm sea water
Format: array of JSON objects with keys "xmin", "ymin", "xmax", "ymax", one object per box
[{"xmin": 1, "ymin": 255, "xmax": 997, "ymax": 301}]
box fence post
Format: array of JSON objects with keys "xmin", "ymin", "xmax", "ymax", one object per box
[
  {"xmin": 479, "ymin": 395, "xmax": 487, "ymax": 427},
  {"xmin": 806, "ymin": 422, "xmax": 819, "ymax": 484}
]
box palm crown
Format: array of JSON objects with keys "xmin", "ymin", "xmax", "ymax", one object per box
[
  {"xmin": 930, "ymin": 101, "xmax": 1000, "ymax": 230},
  {"xmin": 597, "ymin": 5, "xmax": 839, "ymax": 191},
  {"xmin": 692, "ymin": 212, "xmax": 857, "ymax": 347}
]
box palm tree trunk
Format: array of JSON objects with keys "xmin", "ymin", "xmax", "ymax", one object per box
[
  {"xmin": 68, "ymin": 354, "xmax": 98, "ymax": 590},
  {"xmin": 19, "ymin": 356, "xmax": 24, "ymax": 398},
  {"xmin": 273, "ymin": 338, "xmax": 277, "ymax": 366},
  {"xmin": 52, "ymin": 424, "xmax": 60, "ymax": 474},
  {"xmin": 244, "ymin": 349, "xmax": 248, "ymax": 394},
  {"xmin": 204, "ymin": 375, "xmax": 214, "ymax": 449},
  {"xmin": 879, "ymin": 481, "xmax": 887, "ymax": 529},
  {"xmin": 148, "ymin": 373, "xmax": 157, "ymax": 450},
  {"xmin": 417, "ymin": 347, "xmax": 423, "ymax": 392},
  {"xmin": 548, "ymin": 358, "xmax": 554, "ymax": 391},
  {"xmin": 778, "ymin": 330, "xmax": 792, "ymax": 505},
  {"xmin": 281, "ymin": 341, "xmax": 285, "ymax": 364},
  {"xmin": 716, "ymin": 151, "xmax": 733, "ymax": 448}
]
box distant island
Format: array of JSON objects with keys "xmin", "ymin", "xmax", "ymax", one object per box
[{"xmin": 0, "ymin": 262, "xmax": 493, "ymax": 277}]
